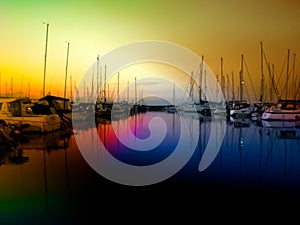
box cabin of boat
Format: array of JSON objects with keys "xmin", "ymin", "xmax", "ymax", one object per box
[
  {"xmin": 31, "ymin": 94, "xmax": 72, "ymax": 128},
  {"xmin": 229, "ymin": 101, "xmax": 257, "ymax": 118},
  {"xmin": 0, "ymin": 97, "xmax": 61, "ymax": 133},
  {"xmin": 261, "ymin": 99, "xmax": 300, "ymax": 121}
]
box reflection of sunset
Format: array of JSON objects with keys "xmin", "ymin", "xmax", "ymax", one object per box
[{"xmin": 96, "ymin": 113, "xmax": 180, "ymax": 166}]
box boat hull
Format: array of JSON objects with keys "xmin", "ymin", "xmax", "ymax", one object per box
[
  {"xmin": 262, "ymin": 110, "xmax": 300, "ymax": 121},
  {"xmin": 2, "ymin": 114, "xmax": 61, "ymax": 133}
]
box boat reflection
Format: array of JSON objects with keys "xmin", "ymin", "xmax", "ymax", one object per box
[
  {"xmin": 229, "ymin": 116, "xmax": 251, "ymax": 128},
  {"xmin": 19, "ymin": 130, "xmax": 64, "ymax": 150},
  {"xmin": 0, "ymin": 145, "xmax": 29, "ymax": 166}
]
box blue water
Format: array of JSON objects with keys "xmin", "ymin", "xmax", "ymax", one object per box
[{"xmin": 1, "ymin": 111, "xmax": 300, "ymax": 223}]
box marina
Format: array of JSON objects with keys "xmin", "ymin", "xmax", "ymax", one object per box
[
  {"xmin": 1, "ymin": 38, "xmax": 300, "ymax": 223},
  {"xmin": 1, "ymin": 1, "xmax": 300, "ymax": 222}
]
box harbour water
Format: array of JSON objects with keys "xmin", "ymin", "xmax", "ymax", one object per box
[{"xmin": 1, "ymin": 111, "xmax": 300, "ymax": 223}]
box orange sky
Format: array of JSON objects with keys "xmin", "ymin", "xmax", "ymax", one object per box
[{"xmin": 0, "ymin": 0, "xmax": 299, "ymax": 102}]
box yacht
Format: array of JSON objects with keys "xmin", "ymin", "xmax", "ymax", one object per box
[
  {"xmin": 261, "ymin": 100, "xmax": 300, "ymax": 121},
  {"xmin": 0, "ymin": 97, "xmax": 61, "ymax": 133}
]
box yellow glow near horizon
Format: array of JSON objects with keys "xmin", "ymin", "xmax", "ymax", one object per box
[{"xmin": 1, "ymin": 0, "xmax": 300, "ymax": 101}]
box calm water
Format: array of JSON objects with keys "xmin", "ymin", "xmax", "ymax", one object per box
[{"xmin": 1, "ymin": 111, "xmax": 300, "ymax": 223}]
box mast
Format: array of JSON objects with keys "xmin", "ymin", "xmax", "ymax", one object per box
[
  {"xmin": 135, "ymin": 77, "xmax": 137, "ymax": 104},
  {"xmin": 199, "ymin": 55, "xmax": 204, "ymax": 104},
  {"xmin": 117, "ymin": 72, "xmax": 120, "ymax": 103},
  {"xmin": 292, "ymin": 53, "xmax": 296, "ymax": 99},
  {"xmin": 97, "ymin": 55, "xmax": 99, "ymax": 101},
  {"xmin": 220, "ymin": 57, "xmax": 225, "ymax": 100},
  {"xmin": 286, "ymin": 49, "xmax": 290, "ymax": 100},
  {"xmin": 104, "ymin": 65, "xmax": 107, "ymax": 102},
  {"xmin": 189, "ymin": 71, "xmax": 194, "ymax": 103},
  {"xmin": 226, "ymin": 73, "xmax": 230, "ymax": 102},
  {"xmin": 64, "ymin": 41, "xmax": 70, "ymax": 109},
  {"xmin": 216, "ymin": 74, "xmax": 219, "ymax": 103},
  {"xmin": 204, "ymin": 69, "xmax": 207, "ymax": 101},
  {"xmin": 91, "ymin": 69, "xmax": 94, "ymax": 101},
  {"xmin": 240, "ymin": 54, "xmax": 244, "ymax": 102},
  {"xmin": 260, "ymin": 41, "xmax": 264, "ymax": 103},
  {"xmin": 270, "ymin": 64, "xmax": 274, "ymax": 103},
  {"xmin": 100, "ymin": 66, "xmax": 102, "ymax": 101},
  {"xmin": 43, "ymin": 23, "xmax": 49, "ymax": 97},
  {"xmin": 232, "ymin": 71, "xmax": 235, "ymax": 101}
]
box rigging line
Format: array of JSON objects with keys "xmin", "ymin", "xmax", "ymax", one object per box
[
  {"xmin": 180, "ymin": 76, "xmax": 191, "ymax": 103},
  {"xmin": 275, "ymin": 53, "xmax": 288, "ymax": 91},
  {"xmin": 279, "ymin": 61, "xmax": 296, "ymax": 100},
  {"xmin": 263, "ymin": 50, "xmax": 280, "ymax": 100},
  {"xmin": 244, "ymin": 84, "xmax": 251, "ymax": 104},
  {"xmin": 243, "ymin": 57, "xmax": 258, "ymax": 102},
  {"xmin": 265, "ymin": 130, "xmax": 277, "ymax": 166},
  {"xmin": 223, "ymin": 62, "xmax": 232, "ymax": 98}
]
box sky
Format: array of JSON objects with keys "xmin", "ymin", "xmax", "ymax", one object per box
[{"xmin": 0, "ymin": 0, "xmax": 300, "ymax": 103}]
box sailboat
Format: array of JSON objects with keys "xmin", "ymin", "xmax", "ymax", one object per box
[
  {"xmin": 261, "ymin": 49, "xmax": 300, "ymax": 121},
  {"xmin": 0, "ymin": 97, "xmax": 61, "ymax": 133},
  {"xmin": 229, "ymin": 54, "xmax": 257, "ymax": 118},
  {"xmin": 179, "ymin": 64, "xmax": 209, "ymax": 114},
  {"xmin": 261, "ymin": 99, "xmax": 300, "ymax": 121},
  {"xmin": 95, "ymin": 65, "xmax": 113, "ymax": 118}
]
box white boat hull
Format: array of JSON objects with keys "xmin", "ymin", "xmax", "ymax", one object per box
[
  {"xmin": 1, "ymin": 114, "xmax": 61, "ymax": 133},
  {"xmin": 230, "ymin": 107, "xmax": 256, "ymax": 118},
  {"xmin": 262, "ymin": 109, "xmax": 300, "ymax": 121}
]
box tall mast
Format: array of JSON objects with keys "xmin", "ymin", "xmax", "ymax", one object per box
[
  {"xmin": 220, "ymin": 57, "xmax": 225, "ymax": 100},
  {"xmin": 86, "ymin": 87, "xmax": 89, "ymax": 103},
  {"xmin": 100, "ymin": 66, "xmax": 102, "ymax": 101},
  {"xmin": 199, "ymin": 55, "xmax": 204, "ymax": 104},
  {"xmin": 232, "ymin": 71, "xmax": 235, "ymax": 101},
  {"xmin": 270, "ymin": 64, "xmax": 274, "ymax": 103},
  {"xmin": 240, "ymin": 54, "xmax": 244, "ymax": 102},
  {"xmin": 43, "ymin": 23, "xmax": 49, "ymax": 97},
  {"xmin": 117, "ymin": 72, "xmax": 120, "ymax": 103},
  {"xmin": 189, "ymin": 71, "xmax": 194, "ymax": 103},
  {"xmin": 97, "ymin": 55, "xmax": 99, "ymax": 101},
  {"xmin": 135, "ymin": 77, "xmax": 137, "ymax": 104},
  {"xmin": 226, "ymin": 73, "xmax": 230, "ymax": 102},
  {"xmin": 104, "ymin": 65, "xmax": 107, "ymax": 102},
  {"xmin": 216, "ymin": 74, "xmax": 219, "ymax": 103},
  {"xmin": 286, "ymin": 49, "xmax": 290, "ymax": 100},
  {"xmin": 292, "ymin": 53, "xmax": 296, "ymax": 99},
  {"xmin": 64, "ymin": 41, "xmax": 70, "ymax": 109},
  {"xmin": 204, "ymin": 69, "xmax": 207, "ymax": 101},
  {"xmin": 260, "ymin": 41, "xmax": 264, "ymax": 103},
  {"xmin": 91, "ymin": 69, "xmax": 94, "ymax": 101}
]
